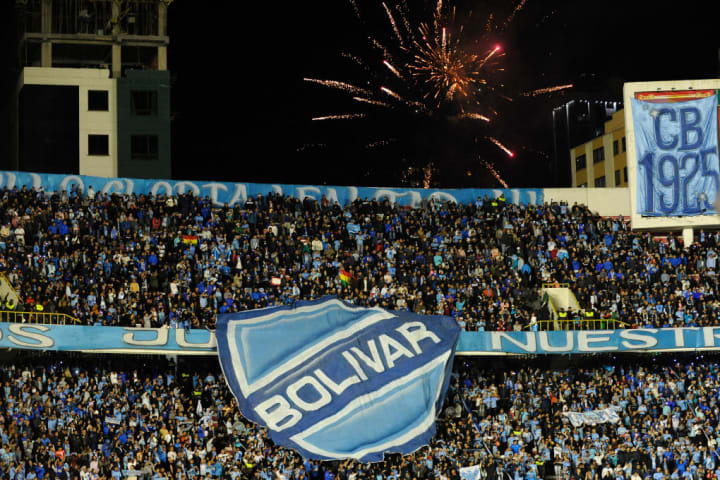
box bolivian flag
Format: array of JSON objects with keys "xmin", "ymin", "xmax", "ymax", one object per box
[
  {"xmin": 182, "ymin": 235, "xmax": 199, "ymax": 245},
  {"xmin": 340, "ymin": 269, "xmax": 351, "ymax": 285}
]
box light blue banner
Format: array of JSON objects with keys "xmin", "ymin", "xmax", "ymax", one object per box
[
  {"xmin": 215, "ymin": 297, "xmax": 461, "ymax": 462},
  {"xmin": 0, "ymin": 170, "xmax": 543, "ymax": 207},
  {"xmin": 0, "ymin": 323, "xmax": 216, "ymax": 354},
  {"xmin": 632, "ymin": 94, "xmax": 719, "ymax": 216},
  {"xmin": 456, "ymin": 328, "xmax": 720, "ymax": 354},
  {"xmin": 6, "ymin": 323, "xmax": 720, "ymax": 356}
]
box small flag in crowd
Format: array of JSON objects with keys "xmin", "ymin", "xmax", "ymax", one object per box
[
  {"xmin": 270, "ymin": 277, "xmax": 282, "ymax": 286},
  {"xmin": 339, "ymin": 269, "xmax": 351, "ymax": 285},
  {"xmin": 460, "ymin": 465, "xmax": 482, "ymax": 480},
  {"xmin": 182, "ymin": 235, "xmax": 198, "ymax": 245}
]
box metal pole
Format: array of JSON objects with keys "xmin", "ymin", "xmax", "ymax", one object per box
[{"xmin": 552, "ymin": 109, "xmax": 559, "ymax": 187}]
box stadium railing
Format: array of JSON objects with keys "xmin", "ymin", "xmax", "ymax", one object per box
[
  {"xmin": 530, "ymin": 318, "xmax": 630, "ymax": 331},
  {"xmin": 0, "ymin": 310, "xmax": 81, "ymax": 325}
]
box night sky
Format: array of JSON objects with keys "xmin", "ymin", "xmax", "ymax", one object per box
[{"xmin": 1, "ymin": 0, "xmax": 718, "ymax": 188}]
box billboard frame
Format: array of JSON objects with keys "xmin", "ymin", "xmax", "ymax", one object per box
[{"xmin": 623, "ymin": 79, "xmax": 720, "ymax": 230}]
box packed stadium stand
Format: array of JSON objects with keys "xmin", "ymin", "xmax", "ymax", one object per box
[
  {"xmin": 0, "ymin": 185, "xmax": 718, "ymax": 330},
  {"xmin": 2, "ymin": 181, "xmax": 720, "ymax": 480},
  {"xmin": 2, "ymin": 352, "xmax": 719, "ymax": 480}
]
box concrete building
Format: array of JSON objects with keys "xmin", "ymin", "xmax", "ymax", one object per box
[
  {"xmin": 570, "ymin": 110, "xmax": 627, "ymax": 188},
  {"xmin": 552, "ymin": 99, "xmax": 621, "ymax": 187},
  {"xmin": 9, "ymin": 0, "xmax": 172, "ymax": 179}
]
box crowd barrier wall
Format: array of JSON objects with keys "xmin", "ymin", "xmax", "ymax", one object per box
[
  {"xmin": 3, "ymin": 323, "xmax": 720, "ymax": 356},
  {"xmin": 543, "ymin": 187, "xmax": 631, "ymax": 216}
]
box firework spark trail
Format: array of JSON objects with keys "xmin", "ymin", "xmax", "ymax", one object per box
[
  {"xmin": 433, "ymin": 0, "xmax": 442, "ymax": 31},
  {"xmin": 383, "ymin": 60, "xmax": 405, "ymax": 80},
  {"xmin": 521, "ymin": 84, "xmax": 574, "ymax": 96},
  {"xmin": 423, "ymin": 162, "xmax": 434, "ymax": 189},
  {"xmin": 381, "ymin": 86, "xmax": 405, "ymax": 102},
  {"xmin": 365, "ymin": 138, "xmax": 397, "ymax": 149},
  {"xmin": 382, "ymin": 2, "xmax": 404, "ymax": 45},
  {"xmin": 297, "ymin": 143, "xmax": 327, "ymax": 152},
  {"xmin": 397, "ymin": 0, "xmax": 414, "ymax": 42},
  {"xmin": 312, "ymin": 114, "xmax": 367, "ymax": 121},
  {"xmin": 462, "ymin": 113, "xmax": 491, "ymax": 122},
  {"xmin": 485, "ymin": 13, "xmax": 494, "ymax": 32},
  {"xmin": 488, "ymin": 137, "xmax": 514, "ymax": 157},
  {"xmin": 304, "ymin": 78, "xmax": 373, "ymax": 97},
  {"xmin": 341, "ymin": 52, "xmax": 371, "ymax": 73},
  {"xmin": 520, "ymin": 146, "xmax": 550, "ymax": 159},
  {"xmin": 478, "ymin": 45, "xmax": 501, "ymax": 67},
  {"xmin": 503, "ymin": 0, "xmax": 528, "ymax": 28},
  {"xmin": 353, "ymin": 96, "xmax": 392, "ymax": 108},
  {"xmin": 482, "ymin": 158, "xmax": 509, "ymax": 188},
  {"xmin": 383, "ymin": 60, "xmax": 404, "ymax": 79},
  {"xmin": 370, "ymin": 38, "xmax": 390, "ymax": 59},
  {"xmin": 348, "ymin": 0, "xmax": 361, "ymax": 21}
]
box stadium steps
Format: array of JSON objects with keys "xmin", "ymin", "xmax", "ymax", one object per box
[{"xmin": 0, "ymin": 273, "xmax": 21, "ymax": 309}]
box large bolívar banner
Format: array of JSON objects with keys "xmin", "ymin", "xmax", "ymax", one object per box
[
  {"xmin": 215, "ymin": 297, "xmax": 461, "ymax": 461},
  {"xmin": 0, "ymin": 170, "xmax": 542, "ymax": 207},
  {"xmin": 631, "ymin": 90, "xmax": 720, "ymax": 217}
]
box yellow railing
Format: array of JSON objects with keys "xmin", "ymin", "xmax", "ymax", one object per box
[
  {"xmin": 542, "ymin": 282, "xmax": 570, "ymax": 289},
  {"xmin": 531, "ymin": 318, "xmax": 630, "ymax": 331},
  {"xmin": 0, "ymin": 310, "xmax": 82, "ymax": 325}
]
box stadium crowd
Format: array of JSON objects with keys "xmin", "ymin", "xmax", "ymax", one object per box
[
  {"xmin": 1, "ymin": 184, "xmax": 720, "ymax": 330},
  {"xmin": 2, "ymin": 354, "xmax": 720, "ymax": 480}
]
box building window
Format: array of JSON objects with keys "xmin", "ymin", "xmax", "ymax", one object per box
[
  {"xmin": 622, "ymin": 137, "xmax": 626, "ymax": 152},
  {"xmin": 615, "ymin": 170, "xmax": 621, "ymax": 186},
  {"xmin": 613, "ymin": 140, "xmax": 619, "ymax": 156},
  {"xmin": 131, "ymin": 90, "xmax": 158, "ymax": 116},
  {"xmin": 624, "ymin": 167, "xmax": 628, "ymax": 182},
  {"xmin": 88, "ymin": 134, "xmax": 109, "ymax": 156},
  {"xmin": 594, "ymin": 176, "xmax": 606, "ymax": 187},
  {"xmin": 576, "ymin": 154, "xmax": 586, "ymax": 170},
  {"xmin": 593, "ymin": 147, "xmax": 605, "ymax": 164},
  {"xmin": 131, "ymin": 135, "xmax": 158, "ymax": 160},
  {"xmin": 88, "ymin": 90, "xmax": 109, "ymax": 111}
]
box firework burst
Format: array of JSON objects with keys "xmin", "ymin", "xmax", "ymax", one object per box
[{"xmin": 303, "ymin": 0, "xmax": 568, "ymax": 188}]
